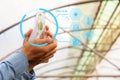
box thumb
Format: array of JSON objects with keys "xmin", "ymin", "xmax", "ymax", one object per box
[{"xmin": 24, "ymin": 29, "xmax": 33, "ymax": 38}]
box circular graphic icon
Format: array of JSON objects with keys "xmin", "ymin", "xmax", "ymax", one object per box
[
  {"xmin": 85, "ymin": 31, "xmax": 91, "ymax": 39},
  {"xmin": 20, "ymin": 8, "xmax": 58, "ymax": 46},
  {"xmin": 70, "ymin": 8, "xmax": 81, "ymax": 20},
  {"xmin": 71, "ymin": 39, "xmax": 80, "ymax": 46},
  {"xmin": 71, "ymin": 23, "xmax": 81, "ymax": 31},
  {"xmin": 83, "ymin": 16, "xmax": 93, "ymax": 27}
]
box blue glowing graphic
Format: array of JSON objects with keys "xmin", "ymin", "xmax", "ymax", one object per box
[
  {"xmin": 86, "ymin": 32, "xmax": 91, "ymax": 38},
  {"xmin": 70, "ymin": 8, "xmax": 81, "ymax": 20},
  {"xmin": 74, "ymin": 13, "xmax": 78, "ymax": 16},
  {"xmin": 56, "ymin": 14, "xmax": 68, "ymax": 17},
  {"xmin": 20, "ymin": 8, "xmax": 58, "ymax": 46},
  {"xmin": 71, "ymin": 23, "xmax": 80, "ymax": 31},
  {"xmin": 56, "ymin": 10, "xmax": 71, "ymax": 29},
  {"xmin": 56, "ymin": 9, "xmax": 68, "ymax": 12},
  {"xmin": 83, "ymin": 16, "xmax": 93, "ymax": 27},
  {"xmin": 71, "ymin": 39, "xmax": 80, "ymax": 46}
]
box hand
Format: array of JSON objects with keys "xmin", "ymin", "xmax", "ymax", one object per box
[{"xmin": 22, "ymin": 26, "xmax": 57, "ymax": 71}]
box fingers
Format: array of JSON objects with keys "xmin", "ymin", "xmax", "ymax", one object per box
[
  {"xmin": 45, "ymin": 25, "xmax": 49, "ymax": 31},
  {"xmin": 41, "ymin": 54, "xmax": 54, "ymax": 63},
  {"xmin": 31, "ymin": 39, "xmax": 57, "ymax": 53},
  {"xmin": 30, "ymin": 49, "xmax": 56, "ymax": 64},
  {"xmin": 36, "ymin": 54, "xmax": 54, "ymax": 63},
  {"xmin": 31, "ymin": 37, "xmax": 53, "ymax": 44},
  {"xmin": 41, "ymin": 48, "xmax": 56, "ymax": 60},
  {"xmin": 46, "ymin": 31, "xmax": 53, "ymax": 38},
  {"xmin": 24, "ymin": 29, "xmax": 33, "ymax": 42},
  {"xmin": 31, "ymin": 41, "xmax": 57, "ymax": 61},
  {"xmin": 25, "ymin": 29, "xmax": 33, "ymax": 38},
  {"xmin": 44, "ymin": 40, "xmax": 57, "ymax": 53},
  {"xmin": 45, "ymin": 25, "xmax": 53, "ymax": 38},
  {"xmin": 39, "ymin": 49, "xmax": 56, "ymax": 63}
]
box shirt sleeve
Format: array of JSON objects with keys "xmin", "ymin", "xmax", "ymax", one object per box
[
  {"xmin": 16, "ymin": 70, "xmax": 35, "ymax": 80},
  {"xmin": 0, "ymin": 51, "xmax": 35, "ymax": 80}
]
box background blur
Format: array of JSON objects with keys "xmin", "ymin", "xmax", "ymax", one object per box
[{"xmin": 0, "ymin": 0, "xmax": 120, "ymax": 80}]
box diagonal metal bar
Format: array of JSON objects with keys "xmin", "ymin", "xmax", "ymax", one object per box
[{"xmin": 36, "ymin": 74, "xmax": 120, "ymax": 78}]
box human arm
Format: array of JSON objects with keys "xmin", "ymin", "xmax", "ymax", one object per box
[
  {"xmin": 0, "ymin": 51, "xmax": 29, "ymax": 80},
  {"xmin": 0, "ymin": 26, "xmax": 57, "ymax": 80}
]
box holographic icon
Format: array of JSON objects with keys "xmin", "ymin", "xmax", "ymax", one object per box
[
  {"xmin": 71, "ymin": 23, "xmax": 80, "ymax": 31},
  {"xmin": 85, "ymin": 31, "xmax": 91, "ymax": 39},
  {"xmin": 71, "ymin": 39, "xmax": 80, "ymax": 46},
  {"xmin": 55, "ymin": 9, "xmax": 71, "ymax": 29},
  {"xmin": 70, "ymin": 8, "xmax": 81, "ymax": 20},
  {"xmin": 74, "ymin": 12, "xmax": 78, "ymax": 16},
  {"xmin": 83, "ymin": 16, "xmax": 93, "ymax": 27}
]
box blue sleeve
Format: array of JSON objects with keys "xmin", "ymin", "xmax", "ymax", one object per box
[
  {"xmin": 0, "ymin": 51, "xmax": 35, "ymax": 80},
  {"xmin": 16, "ymin": 70, "xmax": 35, "ymax": 80}
]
